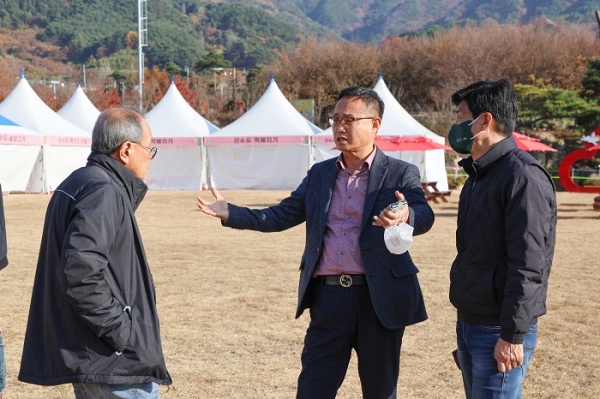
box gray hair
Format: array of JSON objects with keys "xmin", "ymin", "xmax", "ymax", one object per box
[{"xmin": 91, "ymin": 107, "xmax": 146, "ymax": 154}]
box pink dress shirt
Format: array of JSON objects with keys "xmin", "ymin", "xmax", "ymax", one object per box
[{"xmin": 313, "ymin": 149, "xmax": 376, "ymax": 276}]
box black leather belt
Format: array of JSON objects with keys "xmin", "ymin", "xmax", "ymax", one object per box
[{"xmin": 319, "ymin": 274, "xmax": 366, "ymax": 288}]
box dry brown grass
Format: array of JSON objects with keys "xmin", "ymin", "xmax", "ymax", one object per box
[{"xmin": 1, "ymin": 190, "xmax": 599, "ymax": 398}]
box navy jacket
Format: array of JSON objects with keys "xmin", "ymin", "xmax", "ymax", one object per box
[
  {"xmin": 225, "ymin": 149, "xmax": 434, "ymax": 329},
  {"xmin": 450, "ymin": 135, "xmax": 557, "ymax": 344},
  {"xmin": 19, "ymin": 153, "xmax": 171, "ymax": 386}
]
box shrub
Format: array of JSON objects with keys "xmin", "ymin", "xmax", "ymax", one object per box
[{"xmin": 448, "ymin": 175, "xmax": 466, "ymax": 190}]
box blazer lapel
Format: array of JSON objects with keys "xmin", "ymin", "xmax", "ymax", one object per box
[
  {"xmin": 361, "ymin": 150, "xmax": 387, "ymax": 231},
  {"xmin": 317, "ymin": 160, "xmax": 339, "ymax": 235}
]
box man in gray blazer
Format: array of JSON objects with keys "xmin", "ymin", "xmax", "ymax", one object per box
[{"xmin": 198, "ymin": 87, "xmax": 435, "ymax": 399}]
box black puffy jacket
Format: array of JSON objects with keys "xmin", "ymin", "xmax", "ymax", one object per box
[
  {"xmin": 450, "ymin": 135, "xmax": 557, "ymax": 344},
  {"xmin": 19, "ymin": 152, "xmax": 171, "ymax": 386}
]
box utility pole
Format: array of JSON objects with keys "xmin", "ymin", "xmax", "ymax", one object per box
[
  {"xmin": 49, "ymin": 81, "xmax": 60, "ymax": 99},
  {"xmin": 82, "ymin": 65, "xmax": 87, "ymax": 91},
  {"xmin": 232, "ymin": 67, "xmax": 236, "ymax": 113},
  {"xmin": 212, "ymin": 68, "xmax": 223, "ymax": 96},
  {"xmin": 596, "ymin": 11, "xmax": 600, "ymax": 37},
  {"xmin": 138, "ymin": 0, "xmax": 148, "ymax": 111}
]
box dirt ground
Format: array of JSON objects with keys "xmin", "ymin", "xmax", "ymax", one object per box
[{"xmin": 0, "ymin": 189, "xmax": 598, "ymax": 399}]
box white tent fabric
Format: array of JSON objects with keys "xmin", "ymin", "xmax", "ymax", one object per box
[
  {"xmin": 206, "ymin": 78, "xmax": 320, "ymax": 190},
  {"xmin": 312, "ymin": 127, "xmax": 339, "ymax": 163},
  {"xmin": 57, "ymin": 85, "xmax": 101, "ymax": 133},
  {"xmin": 145, "ymin": 81, "xmax": 217, "ymax": 190},
  {"xmin": 312, "ymin": 77, "xmax": 449, "ymax": 190},
  {"xmin": 0, "ymin": 76, "xmax": 91, "ymax": 193},
  {"xmin": 0, "ymin": 114, "xmax": 44, "ymax": 192},
  {"xmin": 205, "ymin": 117, "xmax": 220, "ymax": 135},
  {"xmin": 373, "ymin": 75, "xmax": 449, "ymax": 191}
]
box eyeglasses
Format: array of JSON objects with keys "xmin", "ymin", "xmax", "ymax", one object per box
[
  {"xmin": 328, "ymin": 116, "xmax": 375, "ymax": 126},
  {"xmin": 133, "ymin": 142, "xmax": 158, "ymax": 160}
]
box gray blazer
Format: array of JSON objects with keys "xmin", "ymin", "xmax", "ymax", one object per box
[{"xmin": 225, "ymin": 149, "xmax": 434, "ymax": 329}]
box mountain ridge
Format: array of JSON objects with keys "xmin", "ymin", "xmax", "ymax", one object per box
[{"xmin": 0, "ymin": 0, "xmax": 598, "ymax": 69}]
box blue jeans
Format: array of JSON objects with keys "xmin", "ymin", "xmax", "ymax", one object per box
[
  {"xmin": 456, "ymin": 320, "xmax": 537, "ymax": 399},
  {"xmin": 73, "ymin": 382, "xmax": 159, "ymax": 399},
  {"xmin": 0, "ymin": 331, "xmax": 5, "ymax": 392}
]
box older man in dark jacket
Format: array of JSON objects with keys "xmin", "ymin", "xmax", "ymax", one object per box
[
  {"xmin": 0, "ymin": 183, "xmax": 8, "ymax": 399},
  {"xmin": 19, "ymin": 108, "xmax": 171, "ymax": 398},
  {"xmin": 447, "ymin": 80, "xmax": 557, "ymax": 399}
]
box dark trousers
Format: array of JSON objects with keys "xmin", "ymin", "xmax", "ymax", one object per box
[{"xmin": 297, "ymin": 282, "xmax": 405, "ymax": 399}]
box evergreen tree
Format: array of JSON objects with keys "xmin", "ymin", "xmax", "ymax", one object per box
[{"xmin": 195, "ymin": 49, "xmax": 231, "ymax": 73}]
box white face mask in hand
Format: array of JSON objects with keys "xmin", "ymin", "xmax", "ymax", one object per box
[{"xmin": 383, "ymin": 213, "xmax": 414, "ymax": 255}]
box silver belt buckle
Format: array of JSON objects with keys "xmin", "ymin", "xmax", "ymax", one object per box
[{"xmin": 339, "ymin": 274, "xmax": 353, "ymax": 288}]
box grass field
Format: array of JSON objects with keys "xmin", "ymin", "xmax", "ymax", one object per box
[{"xmin": 0, "ymin": 189, "xmax": 598, "ymax": 398}]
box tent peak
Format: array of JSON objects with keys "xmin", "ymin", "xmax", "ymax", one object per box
[
  {"xmin": 269, "ymin": 73, "xmax": 275, "ymax": 82},
  {"xmin": 170, "ymin": 75, "xmax": 175, "ymax": 84},
  {"xmin": 19, "ymin": 68, "xmax": 25, "ymax": 79},
  {"xmin": 378, "ymin": 70, "xmax": 383, "ymax": 80}
]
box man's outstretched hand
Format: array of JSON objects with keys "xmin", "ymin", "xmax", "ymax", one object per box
[{"xmin": 197, "ymin": 187, "xmax": 229, "ymax": 221}]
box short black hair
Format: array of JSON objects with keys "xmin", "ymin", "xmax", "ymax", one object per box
[
  {"xmin": 337, "ymin": 87, "xmax": 385, "ymax": 118},
  {"xmin": 451, "ymin": 79, "xmax": 517, "ymax": 136}
]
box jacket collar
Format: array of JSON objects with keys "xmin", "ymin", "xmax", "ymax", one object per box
[
  {"xmin": 362, "ymin": 149, "xmax": 387, "ymax": 230},
  {"xmin": 335, "ymin": 146, "xmax": 377, "ymax": 172},
  {"xmin": 86, "ymin": 151, "xmax": 148, "ymax": 210},
  {"xmin": 459, "ymin": 134, "xmax": 519, "ymax": 179}
]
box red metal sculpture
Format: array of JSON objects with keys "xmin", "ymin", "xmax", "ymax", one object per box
[
  {"xmin": 557, "ymin": 127, "xmax": 600, "ymax": 213},
  {"xmin": 558, "ymin": 144, "xmax": 600, "ymax": 193}
]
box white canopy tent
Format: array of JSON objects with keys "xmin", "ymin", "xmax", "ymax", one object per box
[
  {"xmin": 0, "ymin": 114, "xmax": 44, "ymax": 192},
  {"xmin": 312, "ymin": 126, "xmax": 426, "ymax": 164},
  {"xmin": 312, "ymin": 126, "xmax": 338, "ymax": 163},
  {"xmin": 145, "ymin": 80, "xmax": 218, "ymax": 190},
  {"xmin": 206, "ymin": 76, "xmax": 320, "ymax": 190},
  {"xmin": 373, "ymin": 74, "xmax": 449, "ymax": 190},
  {"xmin": 314, "ymin": 75, "xmax": 449, "ymax": 190},
  {"xmin": 0, "ymin": 74, "xmax": 92, "ymax": 193},
  {"xmin": 57, "ymin": 85, "xmax": 101, "ymax": 133}
]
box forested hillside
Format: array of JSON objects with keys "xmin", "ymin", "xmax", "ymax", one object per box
[
  {"xmin": 293, "ymin": 0, "xmax": 600, "ymax": 41},
  {"xmin": 1, "ymin": 0, "xmax": 598, "ymax": 69},
  {"xmin": 0, "ymin": 0, "xmax": 195, "ymax": 66},
  {"xmin": 200, "ymin": 3, "xmax": 300, "ymax": 67},
  {"xmin": 0, "ymin": 0, "xmax": 598, "ymax": 142},
  {"xmin": 0, "ymin": 0, "xmax": 305, "ymax": 68}
]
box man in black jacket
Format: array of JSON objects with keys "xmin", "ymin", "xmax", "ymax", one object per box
[
  {"xmin": 19, "ymin": 108, "xmax": 171, "ymax": 398},
  {"xmin": 447, "ymin": 80, "xmax": 557, "ymax": 399},
  {"xmin": 0, "ymin": 183, "xmax": 8, "ymax": 399}
]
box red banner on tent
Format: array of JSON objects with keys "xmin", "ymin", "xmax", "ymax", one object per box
[
  {"xmin": 0, "ymin": 133, "xmax": 42, "ymax": 145},
  {"xmin": 206, "ymin": 136, "xmax": 309, "ymax": 145},
  {"xmin": 45, "ymin": 136, "xmax": 92, "ymax": 146},
  {"xmin": 313, "ymin": 135, "xmax": 335, "ymax": 144},
  {"xmin": 151, "ymin": 137, "xmax": 200, "ymax": 146}
]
